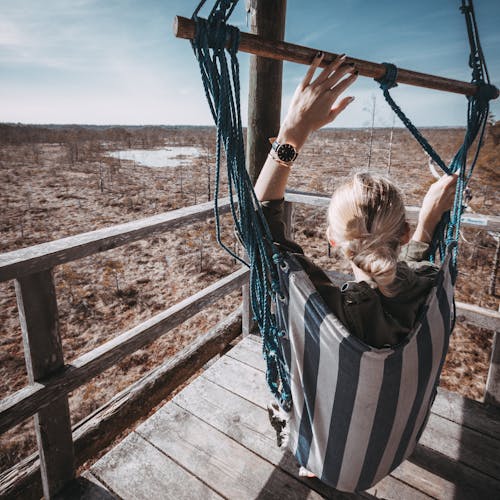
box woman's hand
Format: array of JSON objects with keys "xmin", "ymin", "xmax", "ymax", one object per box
[
  {"xmin": 277, "ymin": 52, "xmax": 358, "ymax": 150},
  {"xmin": 413, "ymin": 174, "xmax": 458, "ymax": 244},
  {"xmin": 254, "ymin": 53, "xmax": 357, "ymax": 202}
]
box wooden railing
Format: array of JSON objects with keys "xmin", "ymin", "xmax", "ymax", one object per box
[
  {"xmin": 1, "ymin": 194, "xmax": 499, "ymax": 498},
  {"xmin": 0, "ymin": 199, "xmax": 249, "ymax": 499}
]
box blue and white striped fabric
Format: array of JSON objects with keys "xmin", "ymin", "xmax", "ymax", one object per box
[{"xmin": 274, "ymin": 252, "xmax": 455, "ymax": 492}]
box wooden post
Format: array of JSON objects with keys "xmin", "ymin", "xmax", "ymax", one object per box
[
  {"xmin": 15, "ymin": 269, "xmax": 75, "ymax": 498},
  {"xmin": 485, "ymin": 329, "xmax": 500, "ymax": 407},
  {"xmin": 242, "ymin": 0, "xmax": 286, "ymax": 336},
  {"xmin": 241, "ymin": 282, "xmax": 254, "ymax": 336},
  {"xmin": 283, "ymin": 201, "xmax": 294, "ymax": 240},
  {"xmin": 245, "ymin": 0, "xmax": 287, "ymax": 184}
]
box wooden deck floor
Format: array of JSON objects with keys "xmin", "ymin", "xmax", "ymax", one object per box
[{"xmin": 63, "ymin": 335, "xmax": 500, "ymax": 499}]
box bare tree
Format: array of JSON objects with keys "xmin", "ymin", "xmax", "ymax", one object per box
[
  {"xmin": 98, "ymin": 162, "xmax": 105, "ymax": 193},
  {"xmin": 387, "ymin": 113, "xmax": 395, "ymax": 175},
  {"xmin": 366, "ymin": 94, "xmax": 376, "ymax": 169}
]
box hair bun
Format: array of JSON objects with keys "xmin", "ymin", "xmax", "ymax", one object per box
[{"xmin": 352, "ymin": 245, "xmax": 399, "ymax": 296}]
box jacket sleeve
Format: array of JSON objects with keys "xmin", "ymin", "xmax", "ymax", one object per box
[
  {"xmin": 260, "ymin": 199, "xmax": 305, "ymax": 255},
  {"xmin": 400, "ymin": 240, "xmax": 432, "ymax": 262}
]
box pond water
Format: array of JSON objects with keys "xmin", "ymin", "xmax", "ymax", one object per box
[{"xmin": 107, "ymin": 146, "xmax": 201, "ymax": 168}]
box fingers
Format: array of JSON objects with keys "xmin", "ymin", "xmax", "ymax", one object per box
[
  {"xmin": 313, "ymin": 53, "xmax": 347, "ymax": 86},
  {"xmin": 327, "ymin": 70, "xmax": 358, "ymax": 97},
  {"xmin": 301, "ymin": 52, "xmax": 324, "ymax": 88},
  {"xmin": 318, "ymin": 63, "xmax": 357, "ymax": 92},
  {"xmin": 440, "ymin": 173, "xmax": 458, "ymax": 187},
  {"xmin": 328, "ymin": 96, "xmax": 355, "ymax": 122}
]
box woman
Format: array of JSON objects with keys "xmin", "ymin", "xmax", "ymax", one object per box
[
  {"xmin": 254, "ymin": 52, "xmax": 457, "ymax": 349},
  {"xmin": 255, "ymin": 52, "xmax": 458, "ymax": 477}
]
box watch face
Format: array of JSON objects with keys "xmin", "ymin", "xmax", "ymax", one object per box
[{"xmin": 277, "ymin": 143, "xmax": 297, "ymax": 162}]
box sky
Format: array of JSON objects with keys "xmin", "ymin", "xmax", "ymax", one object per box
[{"xmin": 1, "ymin": 0, "xmax": 499, "ymax": 128}]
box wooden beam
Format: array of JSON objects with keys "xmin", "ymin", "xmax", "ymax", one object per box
[
  {"xmin": 15, "ymin": 270, "xmax": 75, "ymax": 498},
  {"xmin": 284, "ymin": 191, "xmax": 500, "ymax": 232},
  {"xmin": 246, "ymin": 0, "xmax": 287, "ymax": 184},
  {"xmin": 0, "ymin": 310, "xmax": 242, "ymax": 499},
  {"xmin": 0, "ymin": 268, "xmax": 249, "ymax": 435},
  {"xmin": 455, "ymin": 301, "xmax": 500, "ymax": 332},
  {"xmin": 173, "ymin": 15, "xmax": 499, "ymax": 99},
  {"xmin": 0, "ymin": 198, "xmax": 231, "ymax": 282}
]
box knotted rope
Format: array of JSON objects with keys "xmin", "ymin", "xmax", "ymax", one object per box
[{"xmin": 191, "ymin": 0, "xmax": 291, "ymax": 409}]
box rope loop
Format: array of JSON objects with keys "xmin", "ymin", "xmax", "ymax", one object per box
[
  {"xmin": 475, "ymin": 82, "xmax": 498, "ymax": 103},
  {"xmin": 375, "ymin": 62, "xmax": 398, "ymax": 90}
]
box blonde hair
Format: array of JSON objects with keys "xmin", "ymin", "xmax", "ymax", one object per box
[{"xmin": 327, "ymin": 173, "xmax": 407, "ymax": 297}]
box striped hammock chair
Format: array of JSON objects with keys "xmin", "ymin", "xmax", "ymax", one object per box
[{"xmin": 272, "ymin": 248, "xmax": 456, "ymax": 491}]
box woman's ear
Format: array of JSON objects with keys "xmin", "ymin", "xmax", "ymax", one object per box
[
  {"xmin": 400, "ymin": 222, "xmax": 411, "ymax": 245},
  {"xmin": 329, "ymin": 239, "xmax": 336, "ymax": 247}
]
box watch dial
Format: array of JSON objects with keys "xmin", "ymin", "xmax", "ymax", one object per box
[{"xmin": 278, "ymin": 144, "xmax": 296, "ymax": 162}]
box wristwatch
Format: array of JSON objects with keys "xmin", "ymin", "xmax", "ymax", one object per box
[{"xmin": 269, "ymin": 137, "xmax": 299, "ymax": 163}]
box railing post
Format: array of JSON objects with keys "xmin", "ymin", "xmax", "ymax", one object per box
[
  {"xmin": 241, "ymin": 282, "xmax": 255, "ymax": 336},
  {"xmin": 15, "ymin": 269, "xmax": 75, "ymax": 498},
  {"xmin": 485, "ymin": 328, "xmax": 500, "ymax": 407},
  {"xmin": 283, "ymin": 200, "xmax": 294, "ymax": 240}
]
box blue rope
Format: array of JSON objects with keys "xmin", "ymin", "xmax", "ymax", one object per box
[
  {"xmin": 190, "ymin": 0, "xmax": 291, "ymax": 409},
  {"xmin": 375, "ymin": 0, "xmax": 495, "ymax": 269}
]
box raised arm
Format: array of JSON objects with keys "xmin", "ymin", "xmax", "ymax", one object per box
[
  {"xmin": 254, "ymin": 52, "xmax": 358, "ymax": 202},
  {"xmin": 412, "ymin": 174, "xmax": 458, "ymax": 244}
]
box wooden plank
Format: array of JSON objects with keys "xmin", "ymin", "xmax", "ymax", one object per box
[
  {"xmin": 419, "ymin": 412, "xmax": 500, "ymax": 480},
  {"xmin": 246, "ymin": 0, "xmax": 286, "ymax": 184},
  {"xmin": 410, "ymin": 444, "xmax": 500, "ymax": 499},
  {"xmin": 175, "ymin": 373, "xmax": 427, "ymax": 499},
  {"xmin": 137, "ymin": 401, "xmax": 324, "ymax": 499},
  {"xmin": 54, "ymin": 472, "xmax": 117, "ymax": 500},
  {"xmin": 284, "ymin": 191, "xmax": 500, "ymax": 232},
  {"xmin": 432, "ymin": 387, "xmax": 500, "ymax": 440},
  {"xmin": 91, "ymin": 432, "xmax": 221, "ymax": 500},
  {"xmin": 0, "ymin": 268, "xmax": 248, "ymax": 434},
  {"xmin": 15, "ymin": 270, "xmax": 75, "ymax": 498},
  {"xmin": 226, "ymin": 334, "xmax": 266, "ymax": 371},
  {"xmin": 389, "ymin": 460, "xmax": 459, "ymax": 500},
  {"xmin": 203, "ymin": 352, "xmax": 270, "ymax": 409},
  {"xmin": 0, "ymin": 453, "xmax": 42, "ymax": 500},
  {"xmin": 0, "ymin": 310, "xmax": 242, "ymax": 499},
  {"xmin": 0, "ymin": 198, "xmax": 231, "ymax": 282},
  {"xmin": 173, "ymin": 16, "xmax": 499, "ymax": 98},
  {"xmin": 485, "ymin": 331, "xmax": 500, "ymax": 407}
]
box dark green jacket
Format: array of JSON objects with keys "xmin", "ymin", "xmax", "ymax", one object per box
[{"xmin": 262, "ymin": 199, "xmax": 439, "ymax": 348}]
